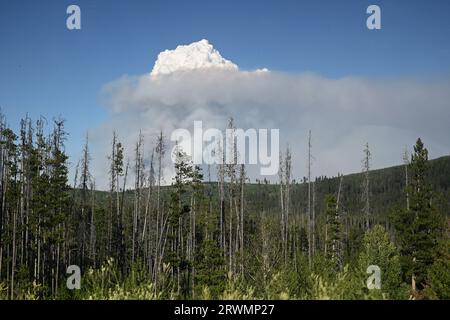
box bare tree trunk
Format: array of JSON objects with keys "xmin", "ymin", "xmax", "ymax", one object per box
[
  {"xmin": 312, "ymin": 180, "xmax": 316, "ymax": 257},
  {"xmin": 154, "ymin": 131, "xmax": 165, "ymax": 284},
  {"xmin": 119, "ymin": 161, "xmax": 129, "ymax": 274},
  {"xmin": 278, "ymin": 152, "xmax": 285, "ymax": 264},
  {"xmin": 403, "ymin": 147, "xmax": 410, "ymax": 211},
  {"xmin": 226, "ymin": 118, "xmax": 236, "ymax": 274},
  {"xmin": 239, "ymin": 164, "xmax": 245, "ymax": 276},
  {"xmin": 142, "ymin": 149, "xmax": 154, "ymax": 273},
  {"xmin": 307, "ymin": 130, "xmax": 312, "ymax": 268},
  {"xmin": 217, "ymin": 140, "xmax": 225, "ymax": 254},
  {"xmin": 108, "ymin": 132, "xmax": 117, "ymax": 258},
  {"xmin": 132, "ymin": 132, "xmax": 144, "ymax": 264},
  {"xmin": 11, "ymin": 200, "xmax": 17, "ymax": 299},
  {"xmin": 89, "ymin": 181, "xmax": 96, "ymax": 266},
  {"xmin": 362, "ymin": 143, "xmax": 371, "ymax": 230}
]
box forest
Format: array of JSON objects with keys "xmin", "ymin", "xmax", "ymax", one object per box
[{"xmin": 0, "ymin": 112, "xmax": 449, "ymax": 300}]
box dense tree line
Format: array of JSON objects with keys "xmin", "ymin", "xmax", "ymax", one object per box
[{"xmin": 0, "ymin": 113, "xmax": 448, "ymax": 299}]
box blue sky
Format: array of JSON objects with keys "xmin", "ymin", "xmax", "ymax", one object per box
[{"xmin": 1, "ymin": 0, "xmax": 450, "ymax": 179}]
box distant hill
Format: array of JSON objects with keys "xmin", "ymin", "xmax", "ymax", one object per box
[
  {"xmin": 241, "ymin": 155, "xmax": 450, "ymax": 220},
  {"xmin": 88, "ymin": 155, "xmax": 450, "ymax": 221}
]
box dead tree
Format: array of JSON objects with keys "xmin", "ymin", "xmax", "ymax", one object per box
[
  {"xmin": 142, "ymin": 149, "xmax": 155, "ymax": 273},
  {"xmin": 278, "ymin": 151, "xmax": 285, "ymax": 264},
  {"xmin": 403, "ymin": 146, "xmax": 410, "ymax": 211},
  {"xmin": 362, "ymin": 143, "xmax": 371, "ymax": 230},
  {"xmin": 89, "ymin": 180, "xmax": 96, "ymax": 266},
  {"xmin": 239, "ymin": 163, "xmax": 245, "ymax": 276},
  {"xmin": 153, "ymin": 131, "xmax": 166, "ymax": 284},
  {"xmin": 217, "ymin": 139, "xmax": 225, "ymax": 254},
  {"xmin": 307, "ymin": 130, "xmax": 313, "ymax": 268},
  {"xmin": 225, "ymin": 118, "xmax": 237, "ymax": 274},
  {"xmin": 132, "ymin": 131, "xmax": 145, "ymax": 263}
]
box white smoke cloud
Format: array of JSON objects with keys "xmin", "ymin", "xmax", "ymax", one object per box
[
  {"xmin": 150, "ymin": 39, "xmax": 238, "ymax": 76},
  {"xmin": 88, "ymin": 40, "xmax": 450, "ymax": 190}
]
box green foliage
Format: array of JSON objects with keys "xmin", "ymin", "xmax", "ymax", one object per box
[
  {"xmin": 391, "ymin": 139, "xmax": 445, "ymax": 292},
  {"xmin": 0, "ymin": 282, "xmax": 7, "ymax": 300},
  {"xmin": 219, "ymin": 273, "xmax": 256, "ymax": 300},
  {"xmin": 1, "ymin": 112, "xmax": 449, "ymax": 301},
  {"xmin": 66, "ymin": 258, "xmax": 163, "ymax": 300},
  {"xmin": 358, "ymin": 225, "xmax": 407, "ymax": 299},
  {"xmin": 423, "ymin": 239, "xmax": 450, "ymax": 299},
  {"xmin": 310, "ymin": 265, "xmax": 367, "ymax": 300},
  {"xmin": 195, "ymin": 239, "xmax": 226, "ymax": 298},
  {"xmin": 324, "ymin": 195, "xmax": 342, "ymax": 270}
]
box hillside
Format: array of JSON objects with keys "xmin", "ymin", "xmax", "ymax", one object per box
[{"xmin": 104, "ymin": 155, "xmax": 450, "ymax": 220}]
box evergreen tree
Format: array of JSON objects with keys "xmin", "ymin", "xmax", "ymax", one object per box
[
  {"xmin": 324, "ymin": 195, "xmax": 341, "ymax": 270},
  {"xmin": 391, "ymin": 138, "xmax": 444, "ymax": 293},
  {"xmin": 1, "ymin": 111, "xmax": 450, "ymax": 300},
  {"xmin": 425, "ymin": 238, "xmax": 450, "ymax": 299},
  {"xmin": 195, "ymin": 239, "xmax": 225, "ymax": 298},
  {"xmin": 358, "ymin": 225, "xmax": 405, "ymax": 298},
  {"xmin": 46, "ymin": 119, "xmax": 70, "ymax": 295}
]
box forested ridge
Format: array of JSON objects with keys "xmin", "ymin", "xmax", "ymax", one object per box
[{"xmin": 0, "ymin": 114, "xmax": 449, "ymax": 300}]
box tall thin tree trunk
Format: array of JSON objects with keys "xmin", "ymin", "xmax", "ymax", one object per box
[
  {"xmin": 307, "ymin": 130, "xmax": 312, "ymax": 268},
  {"xmin": 362, "ymin": 143, "xmax": 371, "ymax": 230}
]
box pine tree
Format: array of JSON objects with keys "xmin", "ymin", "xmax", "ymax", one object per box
[
  {"xmin": 391, "ymin": 138, "xmax": 444, "ymax": 293},
  {"xmin": 108, "ymin": 132, "xmax": 126, "ymax": 274},
  {"xmin": 0, "ymin": 125, "xmax": 19, "ymax": 298},
  {"xmin": 77, "ymin": 133, "xmax": 91, "ymax": 267},
  {"xmin": 358, "ymin": 225, "xmax": 404, "ymax": 298},
  {"xmin": 47, "ymin": 118, "xmax": 70, "ymax": 295},
  {"xmin": 195, "ymin": 239, "xmax": 225, "ymax": 298},
  {"xmin": 324, "ymin": 195, "xmax": 341, "ymax": 270},
  {"xmin": 167, "ymin": 144, "xmax": 203, "ymax": 296},
  {"xmin": 425, "ymin": 237, "xmax": 450, "ymax": 299}
]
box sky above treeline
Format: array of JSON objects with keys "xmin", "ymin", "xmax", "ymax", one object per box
[{"xmin": 1, "ymin": 0, "xmax": 450, "ymax": 188}]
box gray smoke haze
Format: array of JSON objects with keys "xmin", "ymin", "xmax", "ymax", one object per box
[{"xmin": 86, "ymin": 67, "xmax": 450, "ymax": 190}]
